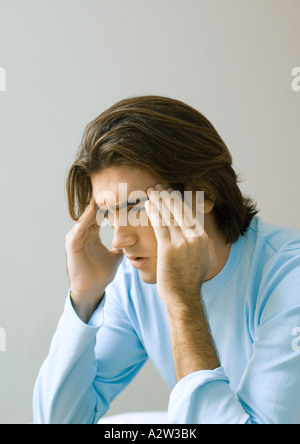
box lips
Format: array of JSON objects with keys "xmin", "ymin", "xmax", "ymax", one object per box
[
  {"xmin": 127, "ymin": 256, "xmax": 149, "ymax": 269},
  {"xmin": 127, "ymin": 256, "xmax": 145, "ymax": 260}
]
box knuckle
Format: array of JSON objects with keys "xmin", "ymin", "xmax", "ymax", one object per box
[
  {"xmin": 65, "ymin": 228, "xmax": 76, "ymax": 245},
  {"xmin": 65, "ymin": 232, "xmax": 71, "ymax": 243},
  {"xmin": 177, "ymin": 239, "xmax": 187, "ymax": 249}
]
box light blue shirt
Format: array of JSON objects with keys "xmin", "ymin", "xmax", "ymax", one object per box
[{"xmin": 33, "ymin": 216, "xmax": 300, "ymax": 424}]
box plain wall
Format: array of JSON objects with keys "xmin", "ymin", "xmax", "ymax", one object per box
[{"xmin": 0, "ymin": 0, "xmax": 299, "ymax": 424}]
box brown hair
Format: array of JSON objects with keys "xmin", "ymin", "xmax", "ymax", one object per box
[{"xmin": 66, "ymin": 96, "xmax": 258, "ymax": 243}]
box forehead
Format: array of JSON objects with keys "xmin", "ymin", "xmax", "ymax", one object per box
[{"xmin": 91, "ymin": 165, "xmax": 167, "ymax": 206}]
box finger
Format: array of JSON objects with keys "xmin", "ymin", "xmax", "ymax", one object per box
[
  {"xmin": 74, "ymin": 198, "xmax": 97, "ymax": 236},
  {"xmin": 145, "ymin": 200, "xmax": 171, "ymax": 243},
  {"xmin": 149, "ymin": 188, "xmax": 184, "ymax": 242},
  {"xmin": 110, "ymin": 248, "xmax": 124, "ymax": 257},
  {"xmin": 163, "ymin": 187, "xmax": 204, "ymax": 238},
  {"xmin": 77, "ymin": 197, "xmax": 96, "ymax": 222}
]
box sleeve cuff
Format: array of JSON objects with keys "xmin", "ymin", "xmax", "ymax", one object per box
[
  {"xmin": 168, "ymin": 367, "xmax": 229, "ymax": 406},
  {"xmin": 167, "ymin": 367, "xmax": 249, "ymax": 424},
  {"xmin": 88, "ymin": 293, "xmax": 106, "ymax": 327},
  {"xmin": 66, "ymin": 289, "xmax": 106, "ymax": 329}
]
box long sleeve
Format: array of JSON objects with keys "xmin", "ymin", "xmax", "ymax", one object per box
[
  {"xmin": 168, "ymin": 368, "xmax": 252, "ymax": 424},
  {"xmin": 33, "ymin": 286, "xmax": 148, "ymax": 424},
  {"xmin": 168, "ymin": 249, "xmax": 300, "ymax": 424},
  {"xmin": 33, "ymin": 220, "xmax": 300, "ymax": 425}
]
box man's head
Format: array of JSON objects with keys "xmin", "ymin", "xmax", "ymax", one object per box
[
  {"xmin": 66, "ymin": 96, "xmax": 258, "ymax": 266},
  {"xmin": 90, "ymin": 164, "xmax": 165, "ymax": 283}
]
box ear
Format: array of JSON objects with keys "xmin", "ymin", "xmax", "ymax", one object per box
[
  {"xmin": 204, "ymin": 196, "xmax": 215, "ymax": 215},
  {"xmin": 184, "ymin": 185, "xmax": 216, "ymax": 216}
]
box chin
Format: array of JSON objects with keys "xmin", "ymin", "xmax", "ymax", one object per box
[{"xmin": 138, "ymin": 269, "xmax": 157, "ymax": 285}]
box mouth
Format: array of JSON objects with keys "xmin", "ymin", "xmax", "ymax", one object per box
[{"xmin": 127, "ymin": 256, "xmax": 149, "ymax": 269}]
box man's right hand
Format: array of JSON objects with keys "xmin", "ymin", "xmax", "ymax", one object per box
[{"xmin": 65, "ymin": 197, "xmax": 124, "ymax": 323}]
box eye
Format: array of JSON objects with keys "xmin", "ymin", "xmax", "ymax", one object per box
[
  {"xmin": 97, "ymin": 207, "xmax": 110, "ymax": 218},
  {"xmin": 130, "ymin": 206, "xmax": 144, "ymax": 214}
]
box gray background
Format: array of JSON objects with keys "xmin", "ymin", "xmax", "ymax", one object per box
[{"xmin": 0, "ymin": 0, "xmax": 299, "ymax": 424}]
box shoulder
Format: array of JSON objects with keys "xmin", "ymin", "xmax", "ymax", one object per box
[
  {"xmin": 246, "ymin": 217, "xmax": 300, "ymax": 325},
  {"xmin": 247, "ymin": 216, "xmax": 300, "ymax": 254}
]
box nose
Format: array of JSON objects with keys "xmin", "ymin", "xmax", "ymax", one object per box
[{"xmin": 111, "ymin": 224, "xmax": 137, "ymax": 250}]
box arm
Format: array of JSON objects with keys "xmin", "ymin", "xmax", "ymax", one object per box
[
  {"xmin": 165, "ymin": 299, "xmax": 219, "ymax": 381},
  {"xmin": 33, "ymin": 199, "xmax": 147, "ymax": 424},
  {"xmin": 145, "ymin": 183, "xmax": 220, "ymax": 381},
  {"xmin": 167, "ymin": 264, "xmax": 300, "ymax": 424},
  {"xmin": 146, "ymin": 184, "xmax": 300, "ymax": 424},
  {"xmin": 33, "ymin": 274, "xmax": 148, "ymax": 424}
]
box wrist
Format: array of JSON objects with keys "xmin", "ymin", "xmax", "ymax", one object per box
[
  {"xmin": 164, "ymin": 294, "xmax": 203, "ymax": 321},
  {"xmin": 70, "ymin": 289, "xmax": 105, "ymax": 324}
]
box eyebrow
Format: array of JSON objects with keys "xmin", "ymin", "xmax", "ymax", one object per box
[{"xmin": 96, "ymin": 196, "xmax": 148, "ymax": 211}]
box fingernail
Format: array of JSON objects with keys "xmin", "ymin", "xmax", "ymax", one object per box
[{"xmin": 147, "ymin": 187, "xmax": 154, "ymax": 196}]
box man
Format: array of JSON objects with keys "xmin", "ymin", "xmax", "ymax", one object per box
[{"xmin": 33, "ymin": 96, "xmax": 300, "ymax": 424}]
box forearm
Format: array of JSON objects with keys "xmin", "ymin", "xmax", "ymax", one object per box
[
  {"xmin": 165, "ymin": 296, "xmax": 220, "ymax": 382},
  {"xmin": 33, "ymin": 294, "xmax": 105, "ymax": 424}
]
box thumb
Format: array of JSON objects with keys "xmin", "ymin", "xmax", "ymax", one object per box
[{"xmin": 110, "ymin": 248, "xmax": 124, "ymax": 257}]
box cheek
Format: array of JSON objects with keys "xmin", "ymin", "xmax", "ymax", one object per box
[
  {"xmin": 145, "ymin": 225, "xmax": 158, "ymax": 245},
  {"xmin": 137, "ymin": 224, "xmax": 157, "ymax": 250}
]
